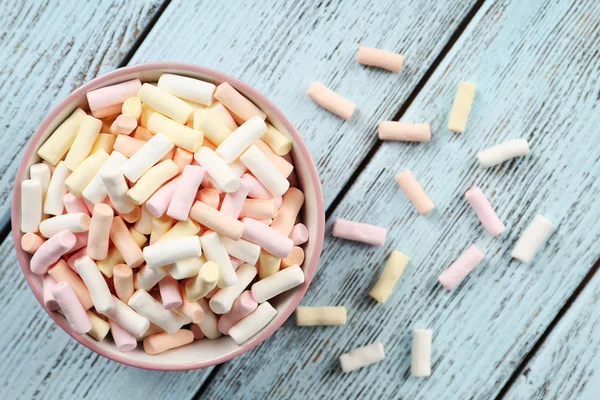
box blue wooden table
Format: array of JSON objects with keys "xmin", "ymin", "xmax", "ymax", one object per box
[{"xmin": 2, "ymin": 0, "xmax": 600, "ymax": 398}]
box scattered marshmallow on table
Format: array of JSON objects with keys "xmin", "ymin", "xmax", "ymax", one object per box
[
  {"xmin": 339, "ymin": 342, "xmax": 385, "ymax": 373},
  {"xmin": 438, "ymin": 245, "xmax": 485, "ymax": 290},
  {"xmin": 306, "ymin": 81, "xmax": 356, "ymax": 120},
  {"xmin": 332, "ymin": 218, "xmax": 387, "ymax": 246},
  {"xmin": 296, "ymin": 306, "xmax": 347, "ymax": 326},
  {"xmin": 229, "ymin": 301, "xmax": 277, "ymax": 344},
  {"xmin": 370, "ymin": 250, "xmax": 409, "ymax": 303},
  {"xmin": 356, "ymin": 46, "xmax": 403, "ymax": 72},
  {"xmin": 395, "ymin": 170, "xmax": 434, "ymax": 215},
  {"xmin": 378, "ymin": 122, "xmax": 431, "ymax": 142},
  {"xmin": 464, "ymin": 187, "xmax": 505, "ymax": 237},
  {"xmin": 412, "ymin": 329, "xmax": 433, "ymax": 377},
  {"xmin": 511, "ymin": 215, "xmax": 553, "ymax": 263},
  {"xmin": 448, "ymin": 81, "xmax": 476, "ymax": 133},
  {"xmin": 476, "ymin": 138, "xmax": 530, "ymax": 168}
]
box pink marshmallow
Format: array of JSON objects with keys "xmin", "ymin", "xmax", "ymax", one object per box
[
  {"xmin": 167, "ymin": 165, "xmax": 205, "ymax": 220},
  {"xmin": 91, "ymin": 103, "xmax": 122, "ymax": 119},
  {"xmin": 197, "ymin": 188, "xmax": 221, "ymax": 209},
  {"xmin": 465, "ymin": 187, "xmax": 505, "ymax": 237},
  {"xmin": 230, "ymin": 257, "xmax": 244, "ymax": 270},
  {"xmin": 289, "ymin": 223, "xmax": 309, "ymax": 245},
  {"xmin": 217, "ymin": 290, "xmax": 258, "ymax": 335},
  {"xmin": 241, "ymin": 218, "xmax": 294, "ymax": 258},
  {"xmin": 220, "ymin": 180, "xmax": 250, "ymax": 218},
  {"xmin": 30, "ymin": 231, "xmax": 76, "ymax": 274},
  {"xmin": 190, "ymin": 324, "xmax": 205, "ymax": 339},
  {"xmin": 51, "ymin": 281, "xmax": 92, "ymax": 334},
  {"xmin": 109, "ymin": 320, "xmax": 137, "ymax": 352},
  {"xmin": 86, "ymin": 79, "xmax": 142, "ymax": 111},
  {"xmin": 332, "ymin": 218, "xmax": 386, "ymax": 246},
  {"xmin": 42, "ymin": 274, "xmax": 60, "ymax": 310},
  {"xmin": 82, "ymin": 197, "xmax": 96, "ymax": 214},
  {"xmin": 110, "ymin": 114, "xmax": 138, "ymax": 135},
  {"xmin": 159, "ymin": 276, "xmax": 183, "ymax": 309},
  {"xmin": 438, "ymin": 245, "xmax": 485, "ymax": 290},
  {"xmin": 66, "ymin": 247, "xmax": 87, "ymax": 270},
  {"xmin": 63, "ymin": 193, "xmax": 91, "ymax": 216},
  {"xmin": 145, "ymin": 177, "xmax": 181, "ymax": 218},
  {"xmin": 66, "ymin": 232, "xmax": 89, "ymax": 254},
  {"xmin": 242, "ymin": 173, "xmax": 271, "ymax": 199}
]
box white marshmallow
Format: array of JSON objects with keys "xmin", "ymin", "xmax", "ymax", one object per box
[
  {"xmin": 200, "ymin": 232, "xmax": 237, "ymax": 288},
  {"xmin": 477, "ymin": 139, "xmax": 530, "ymax": 168},
  {"xmin": 229, "ymin": 158, "xmax": 248, "ymax": 177},
  {"xmin": 229, "ymin": 301, "xmax": 277, "ymax": 344},
  {"xmin": 196, "ymin": 298, "xmax": 222, "ymax": 339},
  {"xmin": 44, "ymin": 161, "xmax": 71, "ymax": 215},
  {"xmin": 74, "ymin": 256, "xmax": 114, "ymax": 313},
  {"xmin": 30, "ymin": 164, "xmax": 51, "ymax": 212},
  {"xmin": 251, "ymin": 264, "xmax": 305, "ymax": 303},
  {"xmin": 82, "ymin": 151, "xmax": 128, "ymax": 204},
  {"xmin": 128, "ymin": 289, "xmax": 188, "ymax": 334},
  {"xmin": 216, "ymin": 117, "xmax": 267, "ymax": 163},
  {"xmin": 221, "ymin": 236, "xmax": 261, "ymax": 265},
  {"xmin": 511, "ymin": 215, "xmax": 553, "ymax": 263},
  {"xmin": 158, "ymin": 74, "xmax": 216, "ymax": 106},
  {"xmin": 209, "ymin": 264, "xmax": 257, "ymax": 314},
  {"xmin": 21, "ymin": 180, "xmax": 42, "ymax": 233},
  {"xmin": 39, "ymin": 213, "xmax": 90, "ymax": 238},
  {"xmin": 240, "ymin": 145, "xmax": 289, "ymax": 196},
  {"xmin": 100, "ymin": 152, "xmax": 136, "ymax": 214},
  {"xmin": 194, "ymin": 147, "xmax": 240, "ymax": 193},
  {"xmin": 134, "ymin": 265, "xmax": 168, "ymax": 291},
  {"xmin": 169, "ymin": 256, "xmax": 205, "ymax": 280},
  {"xmin": 143, "ymin": 236, "xmax": 202, "ymax": 269},
  {"xmin": 103, "ymin": 295, "xmax": 150, "ymax": 337},
  {"xmin": 411, "ymin": 329, "xmax": 432, "ymax": 377},
  {"xmin": 340, "ymin": 342, "xmax": 385, "ymax": 373},
  {"xmin": 121, "ymin": 132, "xmax": 174, "ymax": 182}
]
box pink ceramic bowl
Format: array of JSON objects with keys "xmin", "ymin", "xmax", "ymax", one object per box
[{"xmin": 11, "ymin": 62, "xmax": 324, "ymax": 370}]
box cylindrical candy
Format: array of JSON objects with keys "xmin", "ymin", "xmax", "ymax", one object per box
[
  {"xmin": 229, "ymin": 301, "xmax": 277, "ymax": 344},
  {"xmin": 190, "ymin": 200, "xmax": 244, "ymax": 240},
  {"xmin": 438, "ymin": 245, "xmax": 485, "ymax": 290},
  {"xmin": 64, "ymin": 149, "xmax": 110, "ymax": 197},
  {"xmin": 128, "ymin": 289, "xmax": 187, "ymax": 334},
  {"xmin": 146, "ymin": 112, "xmax": 202, "ymax": 152},
  {"xmin": 156, "ymin": 218, "xmax": 201, "ymax": 244},
  {"xmin": 240, "ymin": 145, "xmax": 289, "ymax": 197},
  {"xmin": 22, "ymin": 233, "xmax": 45, "ymax": 254},
  {"xmin": 86, "ymin": 79, "xmax": 141, "ymax": 111},
  {"xmin": 63, "ymin": 193, "xmax": 91, "ymax": 215},
  {"xmin": 159, "ymin": 276, "xmax": 183, "ymax": 310},
  {"xmin": 145, "ymin": 177, "xmax": 181, "ymax": 218},
  {"xmin": 109, "ymin": 114, "xmax": 138, "ymax": 135},
  {"xmin": 242, "ymin": 218, "xmax": 294, "ymax": 258},
  {"xmin": 296, "ymin": 306, "xmax": 347, "ymax": 326},
  {"xmin": 216, "ymin": 117, "xmax": 267, "ymax": 163},
  {"xmin": 64, "ymin": 115, "xmax": 102, "ymax": 171},
  {"xmin": 378, "ymin": 122, "xmax": 431, "ymax": 142},
  {"xmin": 340, "ymin": 342, "xmax": 385, "ymax": 373},
  {"xmin": 167, "ymin": 165, "xmax": 205, "ymax": 220},
  {"xmin": 477, "ymin": 139, "xmax": 530, "ymax": 168},
  {"xmin": 261, "ymin": 122, "xmax": 292, "ymax": 156},
  {"xmin": 306, "ymin": 81, "xmax": 356, "ymax": 120},
  {"xmin": 52, "ymin": 281, "xmax": 92, "ymax": 335},
  {"xmin": 137, "ymin": 83, "xmax": 193, "ymax": 124},
  {"xmin": 21, "ymin": 180, "xmax": 42, "ymax": 233},
  {"xmin": 395, "ymin": 170, "xmax": 434, "ymax": 215},
  {"xmin": 158, "ymin": 74, "xmax": 215, "ymax": 106},
  {"xmin": 221, "ymin": 236, "xmax": 261, "ymax": 265},
  {"xmin": 48, "ymin": 260, "xmax": 93, "ymax": 309},
  {"xmin": 143, "ymin": 236, "xmax": 202, "ymax": 270},
  {"xmin": 331, "ymin": 218, "xmax": 386, "ymax": 246},
  {"xmin": 465, "ymin": 187, "xmax": 505, "ymax": 237},
  {"xmin": 86, "ymin": 311, "xmax": 111, "ymax": 341},
  {"xmin": 201, "ymin": 232, "xmax": 237, "ymax": 288},
  {"xmin": 44, "ymin": 161, "xmax": 71, "ymax": 215},
  {"xmin": 370, "ymin": 250, "xmax": 409, "ymax": 303},
  {"xmin": 289, "ymin": 223, "xmax": 309, "ymax": 246},
  {"xmin": 213, "ymin": 82, "xmax": 266, "ymax": 122},
  {"xmin": 37, "ymin": 108, "xmax": 87, "ymax": 165},
  {"xmin": 194, "ymin": 147, "xmax": 240, "ymax": 193},
  {"xmin": 134, "ymin": 265, "xmax": 168, "ymax": 291},
  {"xmin": 356, "ymin": 46, "xmax": 403, "ymax": 72},
  {"xmin": 109, "ymin": 216, "xmax": 144, "ymax": 268},
  {"xmin": 103, "ymin": 295, "xmax": 150, "ymax": 337},
  {"xmin": 281, "ymin": 246, "xmax": 304, "ymax": 268},
  {"xmin": 109, "ymin": 320, "xmax": 137, "ymax": 352},
  {"xmin": 87, "ymin": 203, "xmax": 114, "ymax": 260},
  {"xmin": 127, "ymin": 159, "xmax": 179, "ymax": 205},
  {"xmin": 143, "ymin": 329, "xmax": 194, "ymax": 355},
  {"xmin": 196, "ymin": 298, "xmax": 221, "ymax": 339},
  {"xmin": 411, "ymin": 329, "xmax": 432, "ymax": 377},
  {"xmin": 74, "ymin": 256, "xmax": 115, "ymax": 313},
  {"xmin": 185, "ymin": 261, "xmax": 219, "ymax": 301},
  {"xmin": 42, "ymin": 274, "xmax": 60, "ymax": 311},
  {"xmin": 113, "ymin": 263, "xmax": 134, "ymax": 302},
  {"xmin": 30, "ymin": 231, "xmax": 76, "ymax": 274},
  {"xmin": 121, "ymin": 132, "xmax": 174, "ymax": 182},
  {"xmin": 217, "ymin": 290, "xmax": 258, "ymax": 334},
  {"xmin": 39, "ymin": 213, "xmax": 91, "ymax": 238},
  {"xmin": 209, "ymin": 264, "xmax": 257, "ymax": 314},
  {"xmin": 511, "ymin": 215, "xmax": 553, "ymax": 263},
  {"xmin": 251, "ymin": 264, "xmax": 305, "ymax": 303}
]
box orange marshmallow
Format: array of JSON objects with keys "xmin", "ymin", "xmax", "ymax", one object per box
[
  {"xmin": 110, "ymin": 114, "xmax": 138, "ymax": 135},
  {"xmin": 143, "ymin": 329, "xmax": 194, "ymax": 355},
  {"xmin": 197, "ymin": 188, "xmax": 220, "ymax": 209},
  {"xmin": 109, "ymin": 216, "xmax": 144, "ymax": 268},
  {"xmin": 214, "ymin": 82, "xmax": 266, "ymax": 122},
  {"xmin": 281, "ymin": 246, "xmax": 305, "ymax": 268},
  {"xmin": 133, "ymin": 126, "xmax": 153, "ymax": 141},
  {"xmin": 21, "ymin": 233, "xmax": 45, "ymax": 254},
  {"xmin": 172, "ymin": 148, "xmax": 193, "ymax": 173},
  {"xmin": 113, "ymin": 263, "xmax": 134, "ymax": 302},
  {"xmin": 356, "ymin": 46, "xmax": 404, "ymax": 72},
  {"xmin": 395, "ymin": 170, "xmax": 434, "ymax": 215},
  {"xmin": 47, "ymin": 260, "xmax": 93, "ymax": 309},
  {"xmin": 306, "ymin": 82, "xmax": 355, "ymax": 120}
]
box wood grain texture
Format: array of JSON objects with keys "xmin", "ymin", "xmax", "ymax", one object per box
[
  {"xmin": 0, "ymin": 0, "xmax": 163, "ymax": 220},
  {"xmin": 130, "ymin": 0, "xmax": 479, "ymax": 208},
  {"xmin": 504, "ymin": 265, "xmax": 600, "ymax": 400},
  {"xmin": 195, "ymin": 0, "xmax": 600, "ymax": 398}
]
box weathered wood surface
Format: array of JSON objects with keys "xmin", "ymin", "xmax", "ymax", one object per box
[{"xmin": 194, "ymin": 0, "xmax": 600, "ymax": 398}]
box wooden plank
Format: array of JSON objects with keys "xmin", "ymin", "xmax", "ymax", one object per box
[
  {"xmin": 503, "ymin": 267, "xmax": 600, "ymax": 399},
  {"xmin": 194, "ymin": 0, "xmax": 600, "ymax": 398},
  {"xmin": 130, "ymin": 0, "xmax": 479, "ymax": 208}
]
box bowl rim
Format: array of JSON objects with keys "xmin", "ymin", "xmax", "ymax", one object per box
[{"xmin": 11, "ymin": 62, "xmax": 325, "ymax": 371}]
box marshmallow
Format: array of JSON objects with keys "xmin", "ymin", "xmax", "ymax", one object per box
[
  {"xmin": 145, "ymin": 177, "xmax": 181, "ymax": 218},
  {"xmin": 103, "ymin": 295, "xmax": 150, "ymax": 337},
  {"xmin": 193, "ymin": 108, "xmax": 234, "ymax": 146},
  {"xmin": 121, "ymin": 206, "xmax": 141, "ymax": 224},
  {"xmin": 133, "ymin": 126, "xmax": 152, "ymax": 141},
  {"xmin": 86, "ymin": 79, "xmax": 141, "ymax": 111},
  {"xmin": 206, "ymin": 101, "xmax": 238, "ymax": 131},
  {"xmin": 296, "ymin": 306, "xmax": 347, "ymax": 326},
  {"xmin": 134, "ymin": 265, "xmax": 168, "ymax": 291},
  {"xmin": 167, "ymin": 165, "xmax": 205, "ymax": 220},
  {"xmin": 210, "ymin": 264, "xmax": 257, "ymax": 314},
  {"xmin": 113, "ymin": 264, "xmax": 134, "ymax": 302},
  {"xmin": 281, "ymin": 246, "xmax": 304, "ymax": 268},
  {"xmin": 169, "ymin": 256, "xmax": 204, "ymax": 280},
  {"xmin": 197, "ymin": 187, "xmax": 221, "ymax": 208},
  {"xmin": 258, "ymin": 250, "xmax": 281, "ymax": 280},
  {"xmin": 465, "ymin": 187, "xmax": 505, "ymax": 237},
  {"xmin": 30, "ymin": 163, "xmax": 51, "ymax": 214},
  {"xmin": 109, "ymin": 320, "xmax": 137, "ymax": 352},
  {"xmin": 194, "ymin": 147, "xmax": 240, "ymax": 193},
  {"xmin": 109, "ymin": 114, "xmax": 138, "ymax": 135},
  {"xmin": 438, "ymin": 245, "xmax": 485, "ymax": 290},
  {"xmin": 158, "ymin": 74, "xmax": 216, "ymax": 106},
  {"xmin": 134, "ymin": 205, "xmax": 154, "ymax": 234},
  {"xmin": 220, "ymin": 182, "xmax": 251, "ymax": 219},
  {"xmin": 253, "ymin": 139, "xmax": 294, "ymax": 178},
  {"xmin": 331, "ymin": 218, "xmax": 386, "ymax": 246},
  {"xmin": 156, "ymin": 218, "xmax": 201, "ymax": 244},
  {"xmin": 113, "ymin": 135, "xmax": 147, "ymax": 157},
  {"xmin": 173, "ymin": 285, "xmax": 204, "ymax": 323},
  {"xmin": 48, "ymin": 260, "xmax": 93, "ymax": 309},
  {"xmin": 83, "ymin": 150, "xmax": 128, "ymax": 206},
  {"xmin": 172, "ymin": 148, "xmax": 193, "ymax": 173},
  {"xmin": 271, "ymin": 188, "xmax": 304, "ymax": 236},
  {"xmin": 196, "ymin": 298, "xmax": 221, "ymax": 339},
  {"xmin": 44, "ymin": 161, "xmax": 71, "ymax": 215},
  {"xmin": 121, "ymin": 132, "xmax": 174, "ymax": 182},
  {"xmin": 86, "ymin": 311, "xmax": 110, "ymax": 341},
  {"xmin": 121, "ymin": 96, "xmax": 142, "ymax": 120},
  {"xmin": 261, "ymin": 123, "xmax": 292, "ymax": 156},
  {"xmin": 395, "ymin": 170, "xmax": 434, "ymax": 215},
  {"xmin": 216, "ymin": 117, "xmax": 267, "ymax": 163},
  {"xmin": 201, "ymin": 232, "xmax": 237, "ymax": 288},
  {"xmin": 252, "ymin": 264, "xmax": 304, "ymax": 303},
  {"xmin": 135, "ymin": 323, "xmax": 164, "ymax": 341},
  {"xmin": 87, "ymin": 204, "xmax": 114, "ymax": 260},
  {"xmin": 159, "ymin": 276, "xmax": 182, "ymax": 309},
  {"xmin": 150, "ymin": 215, "xmax": 174, "ymax": 244},
  {"xmin": 214, "ymin": 82, "xmax": 266, "ymax": 122},
  {"xmin": 378, "ymin": 122, "xmax": 431, "ymax": 142},
  {"xmin": 39, "ymin": 213, "xmax": 90, "ymax": 238},
  {"xmin": 370, "ymin": 251, "xmax": 409, "ymax": 303},
  {"xmin": 239, "ymin": 199, "xmax": 277, "ymax": 220},
  {"xmin": 143, "ymin": 329, "xmax": 194, "ymax": 355},
  {"xmin": 307, "ymin": 81, "xmax": 355, "ymax": 120},
  {"xmin": 511, "ymin": 215, "xmax": 553, "ymax": 263},
  {"xmin": 477, "ymin": 139, "xmax": 530, "ymax": 168},
  {"xmin": 229, "ymin": 301, "xmax": 277, "ymax": 344},
  {"xmin": 448, "ymin": 81, "xmax": 476, "ymax": 133},
  {"xmin": 64, "ymin": 115, "xmax": 102, "ymax": 171},
  {"xmin": 190, "ymin": 200, "xmax": 244, "ymax": 240},
  {"xmin": 185, "ymin": 260, "xmax": 219, "ymax": 301},
  {"xmin": 66, "ymin": 247, "xmax": 87, "ymax": 270},
  {"xmin": 222, "ymin": 236, "xmax": 261, "ymax": 265},
  {"xmin": 143, "ymin": 236, "xmax": 202, "ymax": 269},
  {"xmin": 147, "ymin": 112, "xmax": 202, "ymax": 152},
  {"xmin": 96, "ymin": 245, "xmax": 124, "ymax": 277},
  {"xmin": 127, "ymin": 159, "xmax": 178, "ymax": 205},
  {"xmin": 356, "ymin": 46, "xmax": 404, "ymax": 72},
  {"xmin": 90, "ymin": 133, "xmax": 116, "ymax": 155},
  {"xmin": 128, "ymin": 289, "xmax": 187, "ymax": 334},
  {"xmin": 242, "ymin": 218, "xmax": 294, "ymax": 258},
  {"xmin": 412, "ymin": 329, "xmax": 432, "ymax": 377},
  {"xmin": 340, "ymin": 342, "xmax": 385, "ymax": 373},
  {"xmin": 64, "ymin": 149, "xmax": 110, "ymax": 197},
  {"xmin": 137, "ymin": 83, "xmax": 192, "ymax": 123},
  {"xmin": 240, "ymin": 145, "xmax": 289, "ymax": 196},
  {"xmin": 42, "ymin": 275, "xmax": 60, "ymax": 310},
  {"xmin": 21, "ymin": 233, "xmax": 45, "ymax": 254},
  {"xmin": 289, "ymin": 223, "xmax": 309, "ymax": 246},
  {"xmin": 242, "ymin": 173, "xmax": 271, "ymax": 200},
  {"xmin": 52, "ymin": 281, "xmax": 92, "ymax": 335},
  {"xmin": 30, "ymin": 231, "xmax": 76, "ymax": 274},
  {"xmin": 63, "ymin": 193, "xmax": 90, "ymax": 215},
  {"xmin": 217, "ymin": 290, "xmax": 258, "ymax": 335},
  {"xmin": 92, "ymin": 103, "xmax": 122, "ymax": 119},
  {"xmin": 20, "ymin": 180, "xmax": 42, "ymax": 233},
  {"xmin": 74, "ymin": 256, "xmax": 114, "ymax": 313},
  {"xmin": 109, "ymin": 216, "xmax": 144, "ymax": 268},
  {"xmin": 37, "ymin": 108, "xmax": 87, "ymax": 165}
]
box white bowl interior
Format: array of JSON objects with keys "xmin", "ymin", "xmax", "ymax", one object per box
[{"xmin": 20, "ymin": 67, "xmax": 321, "ymax": 367}]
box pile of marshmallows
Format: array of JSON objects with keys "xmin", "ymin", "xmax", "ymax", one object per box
[
  {"xmin": 19, "ymin": 73, "xmax": 312, "ymax": 355},
  {"xmin": 300, "ymin": 46, "xmax": 552, "ymax": 375}
]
